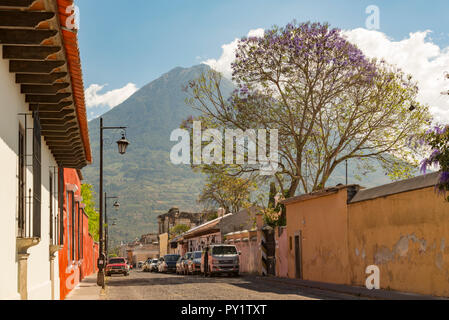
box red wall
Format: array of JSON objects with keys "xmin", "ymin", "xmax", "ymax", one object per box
[{"xmin": 58, "ymin": 169, "xmax": 98, "ymax": 300}]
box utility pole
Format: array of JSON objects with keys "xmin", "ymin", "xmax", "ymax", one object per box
[{"xmin": 346, "ymin": 159, "xmax": 348, "ymax": 185}]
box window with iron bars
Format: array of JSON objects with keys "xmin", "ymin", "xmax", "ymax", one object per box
[
  {"xmin": 17, "ymin": 112, "xmax": 42, "ymax": 239},
  {"xmin": 49, "ymin": 169, "xmax": 60, "ymax": 247},
  {"xmin": 18, "ymin": 126, "xmax": 26, "ymax": 237}
]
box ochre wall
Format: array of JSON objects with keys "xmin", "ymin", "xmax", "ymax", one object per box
[
  {"xmin": 159, "ymin": 233, "xmax": 168, "ymax": 257},
  {"xmin": 348, "ymin": 187, "xmax": 449, "ymax": 297},
  {"xmin": 286, "ymin": 189, "xmax": 351, "ymax": 284}
]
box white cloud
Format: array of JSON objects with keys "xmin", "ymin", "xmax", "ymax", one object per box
[
  {"xmin": 202, "ymin": 28, "xmax": 264, "ymax": 79},
  {"xmin": 204, "ymin": 27, "xmax": 449, "ymax": 123},
  {"xmin": 85, "ymin": 83, "xmax": 139, "ymax": 110},
  {"xmin": 343, "ymin": 28, "xmax": 449, "ymax": 123}
]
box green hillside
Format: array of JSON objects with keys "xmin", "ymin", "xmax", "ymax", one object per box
[
  {"xmin": 82, "ymin": 65, "xmax": 233, "ymax": 246},
  {"xmin": 83, "ymin": 64, "xmax": 396, "ymax": 246}
]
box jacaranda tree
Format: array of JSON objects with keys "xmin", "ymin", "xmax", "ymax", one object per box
[
  {"xmin": 421, "ymin": 125, "xmax": 449, "ymax": 198},
  {"xmin": 186, "ymin": 21, "xmax": 432, "ymax": 198}
]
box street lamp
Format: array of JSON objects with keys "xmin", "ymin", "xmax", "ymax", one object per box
[
  {"xmin": 117, "ymin": 134, "xmax": 130, "ymax": 155},
  {"xmin": 97, "ymin": 117, "xmax": 129, "ymax": 288}
]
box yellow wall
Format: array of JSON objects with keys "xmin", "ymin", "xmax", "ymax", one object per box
[
  {"xmin": 159, "ymin": 233, "xmax": 168, "ymax": 257},
  {"xmin": 286, "ymin": 189, "xmax": 351, "ymax": 284},
  {"xmin": 348, "ymin": 187, "xmax": 449, "ymax": 297}
]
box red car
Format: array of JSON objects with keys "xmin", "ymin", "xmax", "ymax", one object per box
[{"xmin": 105, "ymin": 257, "xmax": 130, "ymax": 277}]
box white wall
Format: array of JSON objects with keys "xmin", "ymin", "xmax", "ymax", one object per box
[
  {"xmin": 0, "ymin": 44, "xmax": 60, "ymax": 300},
  {"xmin": 27, "ymin": 142, "xmax": 58, "ymax": 300}
]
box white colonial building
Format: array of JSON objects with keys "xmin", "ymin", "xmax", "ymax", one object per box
[{"xmin": 0, "ymin": 0, "xmax": 91, "ymax": 300}]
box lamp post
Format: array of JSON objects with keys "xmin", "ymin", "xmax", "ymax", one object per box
[
  {"xmin": 97, "ymin": 117, "xmax": 130, "ymax": 288},
  {"xmin": 346, "ymin": 159, "xmax": 348, "ymax": 185},
  {"xmin": 105, "ymin": 193, "xmax": 120, "ymax": 261}
]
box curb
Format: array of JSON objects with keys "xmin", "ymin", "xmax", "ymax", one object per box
[{"xmin": 253, "ymin": 276, "xmax": 447, "ymax": 300}]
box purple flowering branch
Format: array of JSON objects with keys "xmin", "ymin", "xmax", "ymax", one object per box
[{"xmin": 421, "ymin": 125, "xmax": 449, "ymax": 198}]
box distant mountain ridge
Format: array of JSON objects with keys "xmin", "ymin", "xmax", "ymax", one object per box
[
  {"xmin": 83, "ymin": 64, "xmax": 230, "ymax": 246},
  {"xmin": 82, "ymin": 64, "xmax": 394, "ymax": 246}
]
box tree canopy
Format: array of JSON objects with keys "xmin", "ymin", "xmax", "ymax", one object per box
[
  {"xmin": 198, "ymin": 169, "xmax": 256, "ymax": 213},
  {"xmin": 186, "ymin": 21, "xmax": 432, "ymax": 198},
  {"xmin": 421, "ymin": 125, "xmax": 449, "ymax": 198},
  {"xmin": 81, "ymin": 184, "xmax": 100, "ymax": 241}
]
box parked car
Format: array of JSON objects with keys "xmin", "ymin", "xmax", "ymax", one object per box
[
  {"xmin": 188, "ymin": 251, "xmax": 202, "ymax": 275},
  {"xmin": 105, "ymin": 257, "xmax": 130, "ymax": 277},
  {"xmin": 159, "ymin": 254, "xmax": 180, "ymax": 273},
  {"xmin": 181, "ymin": 252, "xmax": 193, "ymax": 275},
  {"xmin": 149, "ymin": 258, "xmax": 159, "ymax": 272},
  {"xmin": 137, "ymin": 261, "xmax": 144, "ymax": 269},
  {"xmin": 142, "ymin": 258, "xmax": 152, "ymax": 272},
  {"xmin": 125, "ymin": 259, "xmax": 133, "ymax": 270},
  {"xmin": 201, "ymin": 244, "xmax": 240, "ymax": 277},
  {"xmin": 156, "ymin": 257, "xmax": 164, "ymax": 272},
  {"xmin": 176, "ymin": 256, "xmax": 184, "ymax": 275}
]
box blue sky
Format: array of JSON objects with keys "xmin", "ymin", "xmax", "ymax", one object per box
[{"xmin": 77, "ymin": 0, "xmax": 449, "ymax": 120}]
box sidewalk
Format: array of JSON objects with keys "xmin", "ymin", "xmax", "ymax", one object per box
[
  {"xmin": 253, "ymin": 276, "xmax": 448, "ymax": 300},
  {"xmin": 65, "ymin": 273, "xmax": 106, "ymax": 300}
]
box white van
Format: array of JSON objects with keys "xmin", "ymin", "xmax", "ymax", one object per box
[{"xmin": 201, "ymin": 244, "xmax": 240, "ymax": 277}]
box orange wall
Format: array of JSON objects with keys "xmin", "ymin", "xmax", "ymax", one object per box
[
  {"xmin": 58, "ymin": 169, "xmax": 98, "ymax": 300},
  {"xmin": 348, "ymin": 187, "xmax": 449, "ymax": 297},
  {"xmin": 286, "ymin": 189, "xmax": 351, "ymax": 284}
]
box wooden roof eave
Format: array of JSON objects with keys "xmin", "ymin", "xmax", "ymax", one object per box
[{"xmin": 0, "ymin": 0, "xmax": 90, "ymax": 168}]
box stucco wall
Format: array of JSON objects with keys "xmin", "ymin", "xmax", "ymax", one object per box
[
  {"xmin": 275, "ymin": 227, "xmax": 288, "ymax": 278},
  {"xmin": 348, "ymin": 187, "xmax": 449, "ymax": 297},
  {"xmin": 159, "ymin": 233, "xmax": 169, "ymax": 257},
  {"xmin": 185, "ymin": 232, "xmax": 222, "ymax": 252},
  {"xmin": 27, "ymin": 142, "xmax": 58, "ymax": 300},
  {"xmin": 58, "ymin": 169, "xmax": 98, "ymax": 300},
  {"xmin": 0, "ymin": 48, "xmax": 59, "ymax": 300},
  {"xmin": 226, "ymin": 231, "xmax": 259, "ymax": 274},
  {"xmin": 286, "ymin": 189, "xmax": 351, "ymax": 284},
  {"xmin": 0, "ymin": 47, "xmax": 24, "ymax": 299}
]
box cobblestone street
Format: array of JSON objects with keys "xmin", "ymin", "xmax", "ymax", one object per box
[{"xmin": 102, "ymin": 270, "xmax": 365, "ymax": 300}]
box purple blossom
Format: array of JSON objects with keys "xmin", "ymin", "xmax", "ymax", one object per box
[
  {"xmin": 240, "ymin": 85, "xmax": 249, "ymax": 95},
  {"xmin": 429, "ymin": 149, "xmax": 441, "ymax": 162},
  {"xmin": 420, "ymin": 159, "xmax": 430, "ymax": 174},
  {"xmin": 439, "ymin": 171, "xmax": 449, "ymax": 185}
]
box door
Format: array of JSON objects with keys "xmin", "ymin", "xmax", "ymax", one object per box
[{"xmin": 294, "ymin": 232, "xmax": 302, "ymax": 279}]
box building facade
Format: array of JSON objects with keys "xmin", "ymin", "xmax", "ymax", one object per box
[
  {"xmin": 171, "ymin": 207, "xmax": 259, "ymax": 257},
  {"xmin": 58, "ymin": 169, "xmax": 98, "ymax": 300},
  {"xmin": 158, "ymin": 208, "xmax": 204, "ymax": 256},
  {"xmin": 0, "ymin": 0, "xmax": 92, "ymax": 300},
  {"xmin": 120, "ymin": 234, "xmax": 160, "ymax": 266},
  {"xmin": 283, "ymin": 173, "xmax": 449, "ymax": 297}
]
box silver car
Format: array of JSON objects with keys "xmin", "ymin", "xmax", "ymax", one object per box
[{"xmin": 149, "ymin": 259, "xmax": 159, "ymax": 272}]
